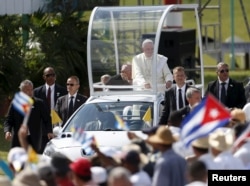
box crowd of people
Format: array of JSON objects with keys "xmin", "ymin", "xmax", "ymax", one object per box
[
  {"xmin": 1, "ymin": 108, "xmax": 250, "ymax": 186},
  {"xmin": 2, "ymin": 38, "xmax": 250, "ymax": 185}
]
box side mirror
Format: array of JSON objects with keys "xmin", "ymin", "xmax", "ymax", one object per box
[{"xmin": 53, "ymin": 126, "xmax": 62, "ymax": 137}]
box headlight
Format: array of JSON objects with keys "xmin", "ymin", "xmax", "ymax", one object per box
[{"xmin": 43, "ymin": 141, "xmax": 56, "ymax": 157}]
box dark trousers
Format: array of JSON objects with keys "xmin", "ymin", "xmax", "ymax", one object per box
[{"xmin": 38, "ymin": 135, "xmax": 49, "ymax": 154}]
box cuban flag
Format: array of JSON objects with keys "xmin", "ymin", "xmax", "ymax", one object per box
[
  {"xmin": 180, "ymin": 94, "xmax": 231, "ymax": 147},
  {"xmin": 81, "ymin": 135, "xmax": 95, "ymax": 156},
  {"xmin": 12, "ymin": 92, "xmax": 34, "ymax": 116},
  {"xmin": 0, "ymin": 159, "xmax": 14, "ymax": 180},
  {"xmin": 71, "ymin": 126, "xmax": 96, "ymax": 155}
]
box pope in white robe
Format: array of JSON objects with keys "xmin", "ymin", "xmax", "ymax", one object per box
[{"xmin": 132, "ymin": 39, "xmax": 173, "ymax": 93}]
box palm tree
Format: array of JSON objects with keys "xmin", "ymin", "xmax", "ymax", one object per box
[{"xmin": 25, "ymin": 9, "xmax": 89, "ymax": 94}]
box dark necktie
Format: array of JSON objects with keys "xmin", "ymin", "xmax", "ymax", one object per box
[
  {"xmin": 178, "ymin": 89, "xmax": 184, "ymax": 109},
  {"xmin": 220, "ymin": 82, "xmax": 226, "ymax": 104},
  {"xmin": 47, "ymin": 87, "xmax": 51, "ymax": 109},
  {"xmin": 68, "ymin": 96, "xmax": 74, "ymax": 118}
]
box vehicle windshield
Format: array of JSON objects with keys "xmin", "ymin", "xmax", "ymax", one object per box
[{"xmin": 63, "ymin": 101, "xmax": 153, "ymax": 132}]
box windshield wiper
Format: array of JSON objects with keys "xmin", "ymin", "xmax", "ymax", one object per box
[{"xmin": 103, "ymin": 128, "xmax": 123, "ymax": 131}]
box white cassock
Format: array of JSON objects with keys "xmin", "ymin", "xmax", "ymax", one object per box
[{"xmin": 132, "ymin": 53, "xmax": 173, "ymax": 92}]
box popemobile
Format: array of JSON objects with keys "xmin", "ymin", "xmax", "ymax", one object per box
[{"xmin": 43, "ymin": 4, "xmax": 205, "ymax": 161}]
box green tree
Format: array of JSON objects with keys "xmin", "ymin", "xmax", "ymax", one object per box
[{"xmin": 0, "ymin": 15, "xmax": 25, "ymax": 96}]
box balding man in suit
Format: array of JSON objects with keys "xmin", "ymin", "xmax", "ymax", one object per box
[
  {"xmin": 4, "ymin": 80, "xmax": 53, "ymax": 153},
  {"xmin": 55, "ymin": 76, "xmax": 87, "ymax": 127}
]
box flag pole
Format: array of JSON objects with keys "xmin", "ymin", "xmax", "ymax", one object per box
[
  {"xmin": 19, "ymin": 108, "xmax": 32, "ymax": 151},
  {"xmin": 22, "ymin": 107, "xmax": 32, "ymax": 126},
  {"xmin": 18, "ymin": 98, "xmax": 32, "ymax": 151}
]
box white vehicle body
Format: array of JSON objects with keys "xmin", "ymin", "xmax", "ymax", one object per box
[{"xmin": 44, "ymin": 94, "xmax": 162, "ymax": 160}]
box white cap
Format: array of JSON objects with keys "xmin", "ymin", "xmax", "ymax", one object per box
[{"xmin": 91, "ymin": 166, "xmax": 107, "ymax": 184}]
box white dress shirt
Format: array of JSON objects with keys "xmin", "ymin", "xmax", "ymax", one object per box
[
  {"xmin": 46, "ymin": 83, "xmax": 55, "ymax": 109},
  {"xmin": 68, "ymin": 93, "xmax": 77, "ymax": 107},
  {"xmin": 218, "ymin": 78, "xmax": 229, "ymax": 100},
  {"xmin": 176, "ymin": 85, "xmax": 186, "ymax": 110}
]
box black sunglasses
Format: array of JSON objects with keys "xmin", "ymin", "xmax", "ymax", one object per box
[
  {"xmin": 66, "ymin": 83, "xmax": 76, "ymax": 86},
  {"xmin": 45, "ymin": 73, "xmax": 55, "ymax": 78},
  {"xmin": 219, "ymin": 69, "xmax": 229, "ymax": 73}
]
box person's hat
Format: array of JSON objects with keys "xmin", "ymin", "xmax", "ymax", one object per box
[
  {"xmin": 70, "ymin": 158, "xmax": 91, "ymax": 177},
  {"xmin": 142, "ymin": 126, "xmax": 159, "ymax": 135},
  {"xmin": 192, "ymin": 136, "xmax": 209, "ymax": 149},
  {"xmin": 146, "ymin": 126, "xmax": 176, "ymax": 145},
  {"xmin": 209, "ymin": 128, "xmax": 233, "ymax": 151},
  {"xmin": 7, "ymin": 147, "xmax": 27, "ymax": 172},
  {"xmin": 91, "ymin": 166, "xmax": 107, "ymax": 184},
  {"xmin": 51, "ymin": 152, "xmax": 71, "ymax": 175},
  {"xmin": 230, "ymin": 108, "xmax": 246, "ymax": 124},
  {"xmin": 220, "ymin": 127, "xmax": 235, "ymax": 146},
  {"xmin": 12, "ymin": 168, "xmax": 46, "ymax": 186}
]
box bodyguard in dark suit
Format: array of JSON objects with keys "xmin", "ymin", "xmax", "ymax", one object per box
[
  {"xmin": 205, "ymin": 62, "xmax": 246, "ymax": 109},
  {"xmin": 159, "ymin": 66, "xmax": 191, "ymax": 125},
  {"xmin": 34, "ymin": 67, "xmax": 67, "ymax": 111},
  {"xmin": 4, "ymin": 80, "xmax": 53, "ymax": 153},
  {"xmin": 55, "ymin": 76, "xmax": 87, "ymax": 127},
  {"xmin": 169, "ymin": 87, "xmax": 202, "ymax": 127},
  {"xmin": 34, "ymin": 67, "xmax": 67, "ymax": 153}
]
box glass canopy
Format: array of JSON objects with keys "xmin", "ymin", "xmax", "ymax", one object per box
[{"xmin": 87, "ymin": 4, "xmax": 204, "ymax": 96}]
